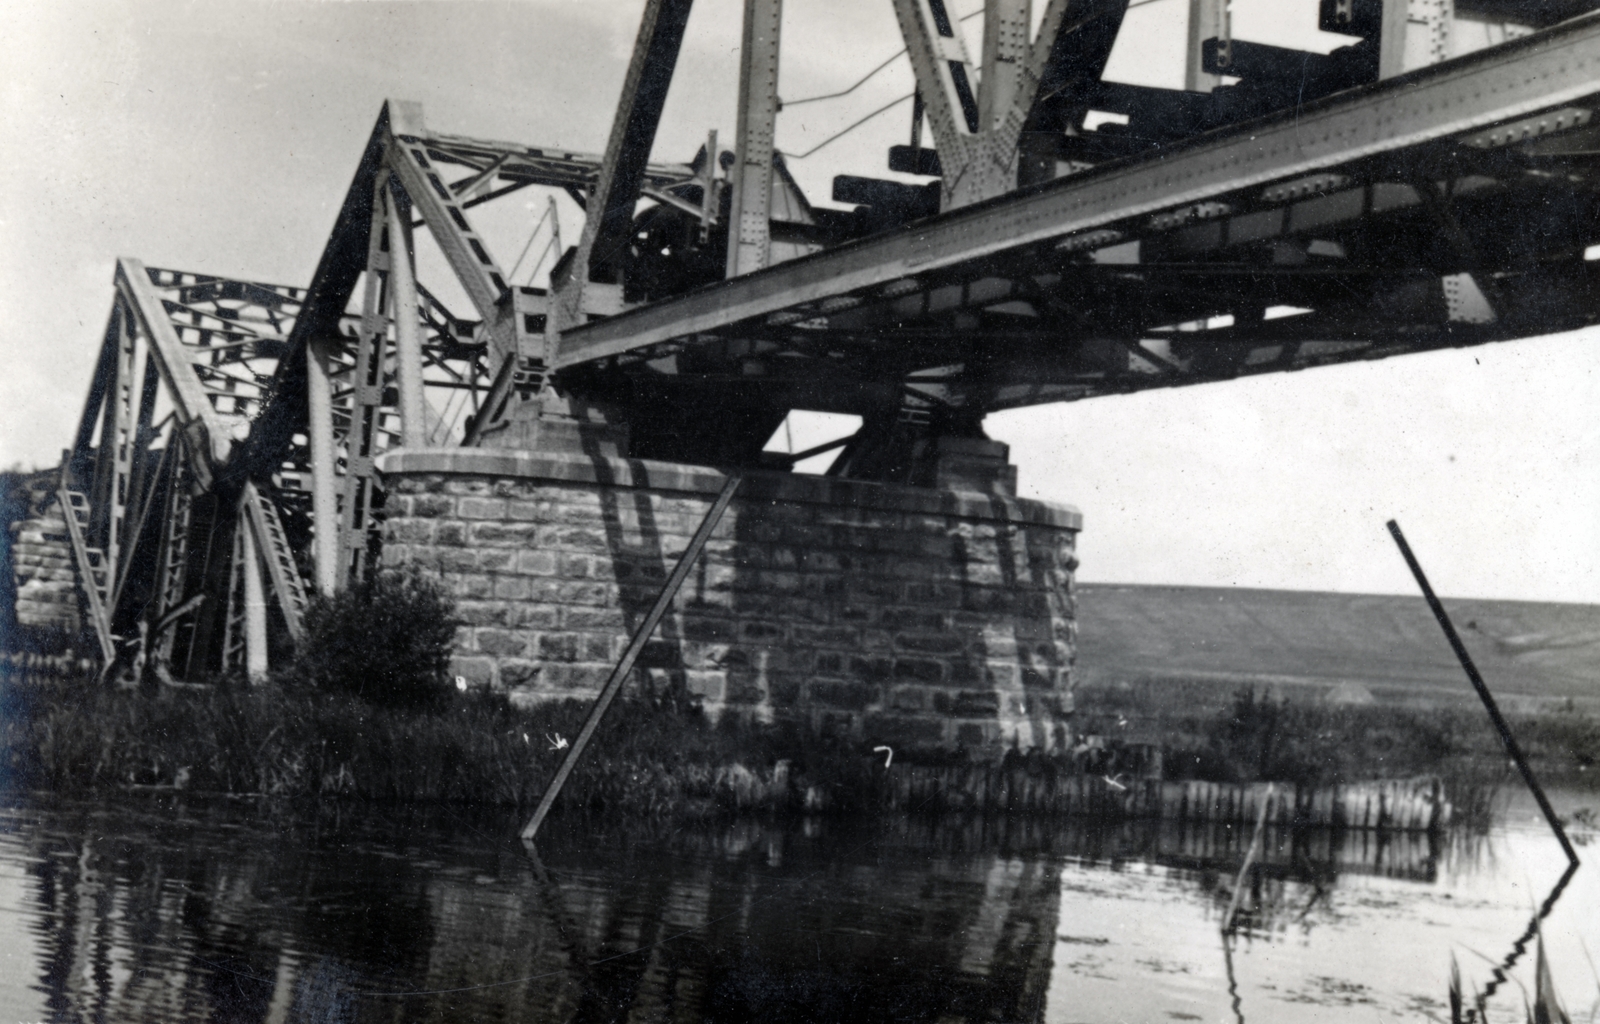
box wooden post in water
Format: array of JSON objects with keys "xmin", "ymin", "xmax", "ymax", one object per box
[
  {"xmin": 520, "ymin": 473, "xmax": 742, "ymax": 842},
  {"xmin": 1222, "ymin": 783, "xmax": 1274, "ymax": 934},
  {"xmin": 1387, "ymin": 521, "xmax": 1579, "ymax": 867}
]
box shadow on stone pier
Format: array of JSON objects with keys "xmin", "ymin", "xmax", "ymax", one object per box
[{"xmin": 376, "ymin": 447, "xmax": 1082, "ymax": 754}]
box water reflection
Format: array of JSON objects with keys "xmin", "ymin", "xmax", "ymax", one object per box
[
  {"xmin": 0, "ymin": 797, "xmax": 1584, "ymax": 1024},
  {"xmin": 1474, "ymin": 857, "xmax": 1580, "ymax": 1008}
]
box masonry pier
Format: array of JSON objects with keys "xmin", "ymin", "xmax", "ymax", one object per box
[{"xmin": 377, "ymin": 447, "xmax": 1081, "ymax": 752}]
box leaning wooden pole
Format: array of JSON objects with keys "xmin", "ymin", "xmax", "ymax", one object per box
[
  {"xmin": 522, "ymin": 472, "xmax": 743, "ymax": 841},
  {"xmin": 1222, "ymin": 783, "xmax": 1273, "ymax": 934},
  {"xmin": 1387, "ymin": 520, "xmax": 1579, "ymax": 867}
]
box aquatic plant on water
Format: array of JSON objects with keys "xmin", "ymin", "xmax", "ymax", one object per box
[{"xmin": 1449, "ymin": 931, "xmax": 1600, "ymax": 1024}]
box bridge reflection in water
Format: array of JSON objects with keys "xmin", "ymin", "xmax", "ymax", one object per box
[{"xmin": 5, "ymin": 798, "xmax": 1519, "ymax": 1024}]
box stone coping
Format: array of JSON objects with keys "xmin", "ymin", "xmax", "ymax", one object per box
[{"xmin": 376, "ymin": 447, "xmax": 1082, "ymax": 530}]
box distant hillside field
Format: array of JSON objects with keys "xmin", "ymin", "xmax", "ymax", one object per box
[{"xmin": 1074, "ymin": 584, "xmax": 1600, "ymax": 711}]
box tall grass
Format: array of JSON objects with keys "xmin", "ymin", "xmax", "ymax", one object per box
[
  {"xmin": 0, "ymin": 669, "xmax": 880, "ymax": 818},
  {"xmin": 6, "ymin": 666, "xmax": 1593, "ymax": 819},
  {"xmin": 1078, "ymin": 682, "xmax": 1598, "ymax": 793},
  {"xmin": 1449, "ymin": 932, "xmax": 1597, "ymax": 1024}
]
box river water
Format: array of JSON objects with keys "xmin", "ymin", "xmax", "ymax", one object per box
[{"xmin": 0, "ymin": 789, "xmax": 1592, "ymax": 1024}]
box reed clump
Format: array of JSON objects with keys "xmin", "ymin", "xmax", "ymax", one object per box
[
  {"xmin": 0, "ymin": 667, "xmax": 887, "ymax": 818},
  {"xmin": 1078, "ymin": 682, "xmax": 1599, "ymax": 792}
]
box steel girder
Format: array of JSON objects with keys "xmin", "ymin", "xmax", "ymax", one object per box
[
  {"xmin": 229, "ymin": 93, "xmax": 716, "ymax": 593},
  {"xmin": 550, "ymin": 12, "xmax": 1600, "ymax": 421},
  {"xmin": 96, "ymin": 71, "xmax": 714, "ymax": 677},
  {"xmin": 544, "ymin": 0, "xmax": 698, "ymax": 347},
  {"xmin": 894, "ymin": 0, "xmax": 1128, "ymax": 210},
  {"xmin": 725, "ymin": 0, "xmax": 783, "ymax": 277}
]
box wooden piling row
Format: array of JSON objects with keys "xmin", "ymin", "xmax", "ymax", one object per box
[{"xmin": 878, "ymin": 767, "xmax": 1450, "ymax": 831}]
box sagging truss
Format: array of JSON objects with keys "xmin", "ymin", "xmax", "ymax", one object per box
[{"xmin": 60, "ymin": 0, "xmax": 1600, "ymax": 679}]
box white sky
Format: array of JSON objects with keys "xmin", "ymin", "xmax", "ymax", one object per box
[{"xmin": 1, "ymin": 0, "xmax": 1596, "ymax": 603}]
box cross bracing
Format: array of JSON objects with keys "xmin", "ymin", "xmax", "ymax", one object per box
[
  {"xmin": 65, "ymin": 254, "xmax": 492, "ymax": 680},
  {"xmin": 57, "ymin": 0, "xmax": 1600, "ymax": 680}
]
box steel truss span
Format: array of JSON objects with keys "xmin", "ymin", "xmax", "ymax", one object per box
[
  {"xmin": 56, "ymin": 0, "xmax": 1600, "ymax": 679},
  {"xmin": 556, "ymin": 12, "xmax": 1600, "ymax": 419}
]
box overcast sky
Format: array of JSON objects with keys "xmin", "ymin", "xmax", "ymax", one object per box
[{"xmin": 2, "ymin": 0, "xmax": 1596, "ymax": 604}]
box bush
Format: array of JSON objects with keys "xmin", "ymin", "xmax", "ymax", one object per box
[
  {"xmin": 1181, "ymin": 685, "xmax": 1475, "ymax": 786},
  {"xmin": 290, "ymin": 568, "xmax": 459, "ymax": 709}
]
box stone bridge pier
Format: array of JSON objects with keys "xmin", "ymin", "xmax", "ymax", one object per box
[{"xmin": 376, "ymin": 447, "xmax": 1081, "ymax": 753}]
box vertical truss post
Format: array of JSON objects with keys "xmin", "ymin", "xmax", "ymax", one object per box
[
  {"xmin": 182, "ymin": 495, "xmax": 235, "ymax": 680},
  {"xmin": 70, "ymin": 306, "xmax": 120, "ymax": 487},
  {"xmin": 153, "ymin": 440, "xmax": 194, "ymax": 663},
  {"xmin": 725, "ymin": 0, "xmax": 782, "ymax": 278},
  {"xmin": 306, "ymin": 339, "xmax": 341, "ymax": 597},
  {"xmin": 117, "ymin": 355, "xmax": 164, "ymax": 592},
  {"xmin": 385, "ymin": 179, "xmax": 427, "ymax": 448},
  {"xmin": 1410, "ymin": 0, "xmax": 1454, "ymax": 70},
  {"xmin": 980, "ymin": 0, "xmax": 1031, "ymax": 131},
  {"xmin": 241, "ymin": 504, "xmax": 269, "ymax": 682},
  {"xmin": 1377, "ymin": 0, "xmax": 1412, "ymax": 79},
  {"xmin": 108, "ymin": 437, "xmax": 171, "ymax": 617},
  {"xmin": 547, "ymin": 196, "xmax": 564, "ymax": 282},
  {"xmin": 697, "ymin": 128, "xmax": 719, "ymax": 241},
  {"xmin": 221, "ymin": 520, "xmax": 247, "ymax": 672},
  {"xmin": 90, "ymin": 294, "xmax": 140, "ymax": 585},
  {"xmin": 1185, "ymin": 0, "xmax": 1226, "ymax": 91},
  {"xmin": 341, "ymin": 181, "xmax": 395, "ymax": 582}
]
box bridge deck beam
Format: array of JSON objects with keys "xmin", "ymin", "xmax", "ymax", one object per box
[{"xmin": 554, "ymin": 11, "xmax": 1600, "ymax": 393}]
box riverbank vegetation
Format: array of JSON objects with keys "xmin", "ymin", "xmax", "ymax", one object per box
[
  {"xmin": 1077, "ymin": 678, "xmax": 1599, "ymax": 791},
  {"xmin": 0, "ymin": 670, "xmax": 834, "ymax": 815},
  {"xmin": 2, "ymin": 569, "xmax": 1595, "ymax": 813},
  {"xmin": 4, "ymin": 667, "xmax": 1596, "ymax": 814},
  {"xmin": 0, "ymin": 569, "xmax": 851, "ymax": 815}
]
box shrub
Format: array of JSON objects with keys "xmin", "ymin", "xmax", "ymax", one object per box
[
  {"xmin": 1219, "ymin": 686, "xmax": 1288, "ymax": 781},
  {"xmin": 1181, "ymin": 686, "xmax": 1480, "ymax": 786},
  {"xmin": 290, "ymin": 567, "xmax": 459, "ymax": 709}
]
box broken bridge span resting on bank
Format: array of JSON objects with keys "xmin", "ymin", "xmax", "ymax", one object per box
[{"xmin": 37, "ymin": 0, "xmax": 1600, "ymax": 748}]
